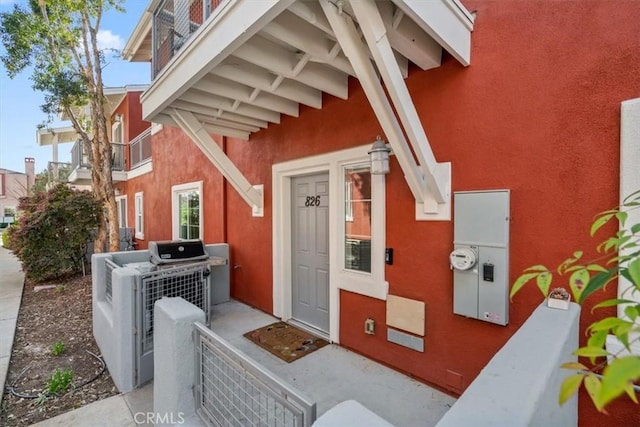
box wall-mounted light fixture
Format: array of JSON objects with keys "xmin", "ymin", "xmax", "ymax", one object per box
[
  {"xmin": 368, "ymin": 136, "xmax": 391, "ymax": 175},
  {"xmin": 114, "ymin": 114, "xmax": 123, "ymax": 123}
]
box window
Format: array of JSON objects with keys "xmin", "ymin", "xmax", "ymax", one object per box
[
  {"xmin": 172, "ymin": 181, "xmax": 203, "ymax": 240},
  {"xmin": 3, "ymin": 207, "xmax": 16, "ymax": 222},
  {"xmin": 111, "ymin": 119, "xmax": 123, "ymax": 143},
  {"xmin": 0, "ymin": 173, "xmax": 4, "ymax": 196},
  {"xmin": 135, "ymin": 192, "xmax": 144, "ymax": 240},
  {"xmin": 115, "ymin": 195, "xmax": 127, "ymax": 228},
  {"xmin": 344, "ymin": 164, "xmax": 372, "ymax": 273}
]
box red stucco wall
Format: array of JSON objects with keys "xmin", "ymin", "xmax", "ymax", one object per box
[{"xmin": 118, "ymin": 1, "xmax": 640, "ymax": 424}]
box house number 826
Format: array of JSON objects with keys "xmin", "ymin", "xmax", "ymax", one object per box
[{"xmin": 305, "ymin": 196, "xmax": 321, "ymax": 207}]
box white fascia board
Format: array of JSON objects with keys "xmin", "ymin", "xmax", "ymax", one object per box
[
  {"xmin": 393, "ymin": 0, "xmax": 474, "ymax": 66},
  {"xmin": 122, "ymin": 7, "xmax": 152, "ymax": 61},
  {"xmin": 169, "ymin": 108, "xmax": 262, "ymax": 210},
  {"xmin": 141, "ymin": 0, "xmax": 295, "ymax": 122},
  {"xmin": 36, "ymin": 126, "xmax": 78, "ymax": 146}
]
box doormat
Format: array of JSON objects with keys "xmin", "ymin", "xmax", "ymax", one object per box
[{"xmin": 243, "ymin": 321, "xmax": 329, "ymax": 363}]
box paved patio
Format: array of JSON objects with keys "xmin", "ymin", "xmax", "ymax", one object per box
[{"xmin": 17, "ymin": 297, "xmax": 456, "ymax": 426}]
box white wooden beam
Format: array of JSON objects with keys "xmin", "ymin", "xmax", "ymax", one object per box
[
  {"xmin": 193, "ymin": 74, "xmax": 299, "ymax": 117},
  {"xmin": 171, "ymin": 100, "xmax": 269, "ymax": 129},
  {"xmin": 288, "ymin": 1, "xmax": 333, "ymax": 35},
  {"xmin": 213, "ymin": 60, "xmax": 322, "ymax": 109},
  {"xmin": 261, "ymin": 11, "xmax": 355, "ymax": 76},
  {"xmin": 319, "ymin": 0, "xmax": 426, "ymax": 204},
  {"xmin": 169, "ymin": 108, "xmax": 262, "ymax": 210},
  {"xmin": 180, "ymin": 89, "xmax": 281, "ymax": 124},
  {"xmin": 378, "ymin": 1, "xmax": 442, "ymax": 71},
  {"xmin": 234, "ymin": 35, "xmax": 349, "ymax": 99},
  {"xmin": 351, "ymin": 0, "xmax": 449, "ymax": 214},
  {"xmin": 193, "ymin": 113, "xmax": 261, "ymax": 134},
  {"xmin": 201, "ymin": 122, "xmax": 251, "ymax": 141},
  {"xmin": 393, "ymin": 0, "xmax": 474, "ymax": 66}
]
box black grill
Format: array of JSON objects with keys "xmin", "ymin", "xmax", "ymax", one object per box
[{"xmin": 148, "ymin": 240, "xmax": 209, "ymax": 265}]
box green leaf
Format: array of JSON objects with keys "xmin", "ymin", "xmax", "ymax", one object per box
[
  {"xmin": 586, "ymin": 264, "xmax": 608, "ymax": 273},
  {"xmin": 591, "ymin": 213, "xmax": 615, "ymax": 237},
  {"xmin": 573, "ymin": 251, "xmax": 583, "ymax": 259},
  {"xmin": 559, "ymin": 374, "xmax": 584, "ymax": 406},
  {"xmin": 592, "ymin": 299, "xmax": 638, "ymax": 311},
  {"xmin": 573, "ymin": 346, "xmax": 609, "ymax": 358},
  {"xmin": 587, "ymin": 330, "xmax": 608, "ymax": 350},
  {"xmin": 624, "ymin": 382, "xmax": 639, "ymax": 404},
  {"xmin": 569, "ymin": 269, "xmax": 589, "ymax": 302},
  {"xmin": 579, "ymin": 269, "xmax": 616, "ymax": 304},
  {"xmin": 615, "ymin": 211, "xmax": 628, "ymax": 227},
  {"xmin": 588, "ymin": 317, "xmax": 629, "ymax": 333},
  {"xmin": 584, "ymin": 374, "xmax": 604, "ymax": 412},
  {"xmin": 524, "ymin": 265, "xmax": 550, "ymax": 272},
  {"xmin": 624, "ymin": 305, "xmax": 639, "ymax": 321},
  {"xmin": 599, "ymin": 356, "xmax": 640, "ymax": 409},
  {"xmin": 510, "ymin": 273, "xmax": 538, "ymax": 300},
  {"xmin": 536, "ymin": 272, "xmax": 553, "ymax": 296},
  {"xmin": 631, "ymin": 223, "xmax": 640, "ymax": 234},
  {"xmin": 628, "ymin": 258, "xmax": 640, "ymax": 286}
]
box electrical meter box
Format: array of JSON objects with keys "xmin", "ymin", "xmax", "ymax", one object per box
[{"xmin": 451, "ymin": 190, "xmax": 510, "ymax": 325}]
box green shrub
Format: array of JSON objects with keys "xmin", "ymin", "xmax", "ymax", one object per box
[
  {"xmin": 45, "ymin": 368, "xmax": 73, "ymax": 395},
  {"xmin": 9, "ymin": 184, "xmax": 100, "ymax": 282},
  {"xmin": 1, "ymin": 227, "xmax": 12, "ymax": 249}
]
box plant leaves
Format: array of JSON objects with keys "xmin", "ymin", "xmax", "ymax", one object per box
[
  {"xmin": 592, "ymin": 299, "xmax": 638, "ymax": 311},
  {"xmin": 510, "ymin": 273, "xmax": 538, "ymax": 300},
  {"xmin": 579, "ymin": 269, "xmax": 616, "ymax": 304},
  {"xmin": 587, "ymin": 330, "xmax": 608, "ymax": 350},
  {"xmin": 536, "ymin": 272, "xmax": 553, "ymax": 296},
  {"xmin": 525, "ymin": 265, "xmax": 550, "ymax": 272},
  {"xmin": 591, "ymin": 213, "xmax": 614, "ymax": 237},
  {"xmin": 599, "ymin": 356, "xmax": 640, "ymax": 409},
  {"xmin": 584, "ymin": 374, "xmax": 604, "ymax": 411},
  {"xmin": 559, "ymin": 374, "xmax": 584, "ymax": 406},
  {"xmin": 560, "ymin": 362, "xmax": 588, "ymax": 371},
  {"xmin": 569, "ymin": 269, "xmax": 589, "ymax": 301},
  {"xmin": 628, "ymin": 258, "xmax": 640, "ymax": 287},
  {"xmin": 573, "ymin": 346, "xmax": 609, "ymax": 358}
]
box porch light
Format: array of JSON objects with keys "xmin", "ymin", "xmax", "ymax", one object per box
[{"xmin": 368, "ymin": 136, "xmax": 391, "ymax": 175}]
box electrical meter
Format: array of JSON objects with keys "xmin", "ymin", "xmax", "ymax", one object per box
[{"xmin": 449, "ymin": 247, "xmax": 477, "ymax": 271}]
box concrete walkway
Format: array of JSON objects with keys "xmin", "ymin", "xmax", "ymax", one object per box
[{"xmin": 0, "ymin": 247, "xmax": 25, "ymax": 410}]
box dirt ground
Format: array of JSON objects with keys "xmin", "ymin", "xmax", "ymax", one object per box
[{"xmin": 0, "ymin": 275, "xmax": 118, "ymax": 426}]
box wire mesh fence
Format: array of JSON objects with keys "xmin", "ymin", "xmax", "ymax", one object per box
[
  {"xmin": 194, "ymin": 323, "xmax": 316, "ymax": 427},
  {"xmin": 140, "ymin": 262, "xmax": 211, "ymax": 353}
]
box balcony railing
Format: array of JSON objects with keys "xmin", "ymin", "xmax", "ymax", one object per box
[
  {"xmin": 152, "ymin": 0, "xmax": 225, "ymax": 78},
  {"xmin": 129, "ymin": 127, "xmax": 153, "ymax": 169},
  {"xmin": 47, "ymin": 161, "xmax": 72, "ymax": 184},
  {"xmin": 70, "ymin": 140, "xmax": 126, "ymax": 173}
]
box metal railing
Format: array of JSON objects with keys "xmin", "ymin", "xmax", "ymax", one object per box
[
  {"xmin": 129, "ymin": 127, "xmax": 153, "ymax": 169},
  {"xmin": 46, "ymin": 161, "xmax": 72, "ymax": 184},
  {"xmin": 193, "ymin": 323, "xmax": 316, "ymax": 427},
  {"xmin": 152, "ymin": 0, "xmax": 225, "ymax": 78},
  {"xmin": 70, "ymin": 140, "xmax": 126, "ymax": 172}
]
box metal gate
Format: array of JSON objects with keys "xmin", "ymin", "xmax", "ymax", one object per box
[{"xmin": 135, "ymin": 261, "xmax": 211, "ymax": 386}]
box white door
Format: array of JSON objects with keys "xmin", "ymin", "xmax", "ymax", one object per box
[{"xmin": 291, "ymin": 173, "xmax": 330, "ymax": 333}]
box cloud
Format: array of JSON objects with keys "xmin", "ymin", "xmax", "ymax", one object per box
[{"xmin": 97, "ymin": 30, "xmax": 124, "ymax": 51}]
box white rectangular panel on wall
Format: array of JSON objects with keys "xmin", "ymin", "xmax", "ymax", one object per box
[{"xmin": 452, "ymin": 190, "xmax": 510, "ymax": 326}]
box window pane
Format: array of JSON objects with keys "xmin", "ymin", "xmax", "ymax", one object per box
[
  {"xmin": 344, "ymin": 165, "xmax": 371, "ymax": 273},
  {"xmin": 178, "ymin": 190, "xmax": 200, "ymax": 239}
]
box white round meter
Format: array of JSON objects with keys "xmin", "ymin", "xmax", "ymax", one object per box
[{"xmin": 450, "ymin": 247, "xmax": 477, "ymax": 271}]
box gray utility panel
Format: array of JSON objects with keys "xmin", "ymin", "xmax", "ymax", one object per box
[{"xmin": 451, "ymin": 190, "xmax": 510, "ymax": 325}]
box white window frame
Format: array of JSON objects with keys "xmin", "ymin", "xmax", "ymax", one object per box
[
  {"xmin": 171, "ymin": 181, "xmax": 203, "ymax": 240},
  {"xmin": 272, "ymin": 144, "xmax": 387, "ymax": 344},
  {"xmin": 115, "ymin": 195, "xmax": 127, "ymax": 228},
  {"xmin": 135, "ymin": 192, "xmax": 144, "ymax": 240}
]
